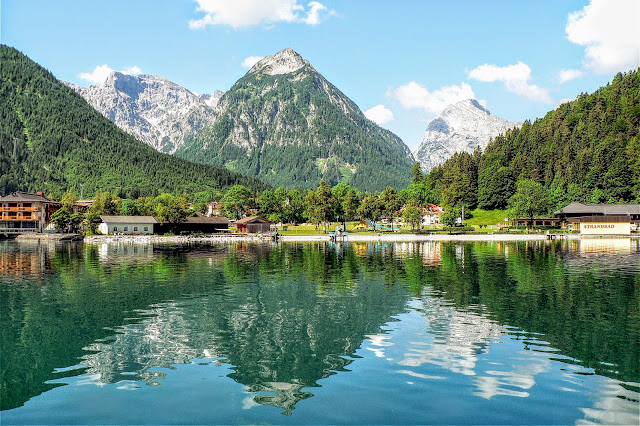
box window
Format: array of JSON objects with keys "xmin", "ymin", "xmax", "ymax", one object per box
[
  {"xmin": 114, "ymin": 226, "xmax": 118, "ymax": 232},
  {"xmin": 144, "ymin": 226, "xmax": 149, "ymax": 232},
  {"xmin": 124, "ymin": 226, "xmax": 128, "ymax": 232},
  {"xmin": 134, "ymin": 227, "xmax": 138, "ymax": 232}
]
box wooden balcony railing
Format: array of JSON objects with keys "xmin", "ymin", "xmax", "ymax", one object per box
[{"xmin": 0, "ymin": 206, "xmax": 39, "ymax": 212}]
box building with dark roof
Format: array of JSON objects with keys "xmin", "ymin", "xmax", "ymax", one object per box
[
  {"xmin": 554, "ymin": 203, "xmax": 640, "ymax": 234},
  {"xmin": 0, "ymin": 191, "xmax": 61, "ymax": 235},
  {"xmin": 235, "ymin": 216, "xmax": 271, "ymax": 233}
]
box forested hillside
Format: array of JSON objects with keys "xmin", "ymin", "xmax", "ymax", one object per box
[
  {"xmin": 423, "ymin": 69, "xmax": 640, "ymax": 211},
  {"xmin": 0, "ymin": 46, "xmax": 268, "ymax": 197}
]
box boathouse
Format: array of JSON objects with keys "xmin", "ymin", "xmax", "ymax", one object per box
[
  {"xmin": 235, "ymin": 216, "xmax": 271, "ymax": 233},
  {"xmin": 554, "ymin": 203, "xmax": 640, "ymax": 234}
]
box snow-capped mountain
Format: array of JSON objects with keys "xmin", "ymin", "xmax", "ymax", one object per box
[
  {"xmin": 413, "ymin": 99, "xmax": 521, "ymax": 171},
  {"xmin": 68, "ymin": 73, "xmax": 222, "ymax": 154},
  {"xmin": 176, "ymin": 48, "xmax": 415, "ymax": 191}
]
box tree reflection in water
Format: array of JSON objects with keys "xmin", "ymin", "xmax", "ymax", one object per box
[{"xmin": 0, "ymin": 239, "xmax": 638, "ymax": 416}]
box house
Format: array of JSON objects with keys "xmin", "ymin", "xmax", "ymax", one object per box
[
  {"xmin": 0, "ymin": 191, "xmax": 61, "ymax": 235},
  {"xmin": 99, "ymin": 216, "xmax": 157, "ymax": 235},
  {"xmin": 156, "ymin": 216, "xmax": 230, "ymax": 234},
  {"xmin": 235, "ymin": 216, "xmax": 271, "ymax": 233},
  {"xmin": 207, "ymin": 202, "xmax": 222, "ymax": 217},
  {"xmin": 422, "ymin": 204, "xmax": 444, "ymax": 226},
  {"xmin": 554, "ymin": 202, "xmax": 640, "ymax": 233}
]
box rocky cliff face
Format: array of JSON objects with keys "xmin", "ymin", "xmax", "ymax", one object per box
[
  {"xmin": 177, "ymin": 48, "xmax": 414, "ymax": 191},
  {"xmin": 413, "ymin": 99, "xmax": 520, "ymax": 171},
  {"xmin": 68, "ymin": 73, "xmax": 221, "ymax": 154}
]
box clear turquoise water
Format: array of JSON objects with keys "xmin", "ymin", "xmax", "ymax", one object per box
[{"xmin": 1, "ymin": 239, "xmax": 638, "ymax": 424}]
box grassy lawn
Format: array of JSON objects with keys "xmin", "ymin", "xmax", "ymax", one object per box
[{"xmin": 464, "ymin": 209, "xmax": 509, "ymax": 227}]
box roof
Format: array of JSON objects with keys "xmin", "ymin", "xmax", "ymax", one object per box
[
  {"xmin": 0, "ymin": 191, "xmax": 60, "ymax": 204},
  {"xmin": 554, "ymin": 202, "xmax": 640, "ymax": 215},
  {"xmin": 100, "ymin": 215, "xmax": 158, "ymax": 224},
  {"xmin": 236, "ymin": 216, "xmax": 271, "ymax": 224},
  {"xmin": 185, "ymin": 216, "xmax": 229, "ymax": 224}
]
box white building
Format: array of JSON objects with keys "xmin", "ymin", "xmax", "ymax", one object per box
[{"xmin": 99, "ymin": 216, "xmax": 157, "ymax": 235}]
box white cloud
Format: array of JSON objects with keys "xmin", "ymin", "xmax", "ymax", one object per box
[
  {"xmin": 388, "ymin": 81, "xmax": 475, "ymax": 115},
  {"xmin": 566, "ymin": 0, "xmax": 640, "ymax": 73},
  {"xmin": 188, "ymin": 0, "xmax": 335, "ymax": 29},
  {"xmin": 364, "ymin": 104, "xmax": 394, "ymax": 125},
  {"xmin": 78, "ymin": 64, "xmax": 115, "ymax": 85},
  {"xmin": 78, "ymin": 64, "xmax": 142, "ymax": 85},
  {"xmin": 242, "ymin": 56, "xmax": 264, "ymax": 68},
  {"xmin": 558, "ymin": 68, "xmax": 583, "ymax": 83},
  {"xmin": 468, "ymin": 62, "xmax": 552, "ymax": 103}
]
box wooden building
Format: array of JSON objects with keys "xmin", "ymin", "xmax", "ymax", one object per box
[
  {"xmin": 569, "ymin": 215, "xmax": 632, "ymax": 235},
  {"xmin": 235, "ymin": 216, "xmax": 271, "ymax": 233},
  {"xmin": 0, "ymin": 191, "xmax": 61, "ymax": 235}
]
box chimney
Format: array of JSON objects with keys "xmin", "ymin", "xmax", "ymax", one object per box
[{"xmin": 36, "ymin": 191, "xmax": 44, "ymax": 196}]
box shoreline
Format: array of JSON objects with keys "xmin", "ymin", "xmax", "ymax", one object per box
[{"xmin": 73, "ymin": 232, "xmax": 639, "ymax": 244}]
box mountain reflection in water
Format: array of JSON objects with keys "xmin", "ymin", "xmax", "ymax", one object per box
[{"xmin": 0, "ymin": 239, "xmax": 638, "ymax": 423}]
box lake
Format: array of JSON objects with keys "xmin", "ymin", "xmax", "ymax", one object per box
[{"xmin": 1, "ymin": 239, "xmax": 638, "ymax": 424}]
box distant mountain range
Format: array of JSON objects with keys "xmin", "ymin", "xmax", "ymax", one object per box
[
  {"xmin": 67, "ymin": 74, "xmax": 223, "ymax": 154},
  {"xmin": 413, "ymin": 99, "xmax": 521, "ymax": 172},
  {"xmin": 63, "ymin": 47, "xmax": 527, "ymax": 191}
]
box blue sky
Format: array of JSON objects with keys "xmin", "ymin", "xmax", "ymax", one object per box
[{"xmin": 2, "ymin": 0, "xmax": 639, "ymax": 150}]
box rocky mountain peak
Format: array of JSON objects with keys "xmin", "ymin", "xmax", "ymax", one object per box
[
  {"xmin": 249, "ymin": 48, "xmax": 313, "ymax": 76},
  {"xmin": 414, "ymin": 99, "xmax": 521, "ymax": 171},
  {"xmin": 69, "ymin": 74, "xmax": 221, "ymax": 154}
]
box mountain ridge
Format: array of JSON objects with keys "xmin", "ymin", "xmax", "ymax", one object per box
[{"xmin": 67, "ymin": 72, "xmax": 221, "ymax": 154}]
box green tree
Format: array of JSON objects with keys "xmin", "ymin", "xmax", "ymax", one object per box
[
  {"xmin": 412, "ymin": 162, "xmax": 423, "ymax": 184},
  {"xmin": 88, "ymin": 192, "xmax": 121, "ymax": 216},
  {"xmin": 60, "ymin": 190, "xmax": 78, "ymax": 212},
  {"xmin": 477, "ymin": 166, "xmax": 515, "ymax": 209},
  {"xmin": 358, "ymin": 196, "xmax": 383, "ymax": 222},
  {"xmin": 221, "ymin": 185, "xmax": 253, "ymax": 220},
  {"xmin": 153, "ymin": 193, "xmax": 189, "ymax": 224},
  {"xmin": 316, "ymin": 180, "xmax": 337, "ymax": 232},
  {"xmin": 508, "ymin": 179, "xmax": 550, "ymax": 226},
  {"xmin": 50, "ymin": 208, "xmax": 83, "ymax": 233},
  {"xmin": 121, "ymin": 199, "xmax": 139, "ymax": 216},
  {"xmin": 402, "ymin": 202, "xmax": 423, "ymax": 231},
  {"xmin": 342, "ymin": 190, "xmax": 360, "ymax": 221},
  {"xmin": 379, "ymin": 186, "xmax": 402, "ymax": 229}
]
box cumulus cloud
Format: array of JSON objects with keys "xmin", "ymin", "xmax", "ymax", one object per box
[
  {"xmin": 189, "ymin": 0, "xmax": 335, "ymax": 29},
  {"xmin": 558, "ymin": 68, "xmax": 583, "ymax": 83},
  {"xmin": 364, "ymin": 104, "xmax": 394, "ymax": 125},
  {"xmin": 242, "ymin": 56, "xmax": 264, "ymax": 68},
  {"xmin": 388, "ymin": 81, "xmax": 475, "ymax": 115},
  {"xmin": 566, "ymin": 0, "xmax": 640, "ymax": 73},
  {"xmin": 468, "ymin": 62, "xmax": 552, "ymax": 103},
  {"xmin": 78, "ymin": 64, "xmax": 142, "ymax": 85}
]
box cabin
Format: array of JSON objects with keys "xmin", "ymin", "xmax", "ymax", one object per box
[
  {"xmin": 156, "ymin": 216, "xmax": 230, "ymax": 234},
  {"xmin": 235, "ymin": 216, "xmax": 271, "ymax": 233},
  {"xmin": 0, "ymin": 191, "xmax": 61, "ymax": 235},
  {"xmin": 99, "ymin": 216, "xmax": 157, "ymax": 235}
]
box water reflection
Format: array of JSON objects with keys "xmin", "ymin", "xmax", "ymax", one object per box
[{"xmin": 0, "ymin": 238, "xmax": 638, "ymax": 422}]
